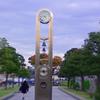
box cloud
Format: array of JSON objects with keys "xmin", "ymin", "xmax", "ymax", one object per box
[
  {"xmin": 53, "ymin": 35, "xmax": 84, "ymax": 53},
  {"xmin": 0, "ymin": 0, "xmax": 100, "ymax": 65}
]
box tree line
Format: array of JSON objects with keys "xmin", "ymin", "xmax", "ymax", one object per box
[
  {"xmin": 59, "ymin": 32, "xmax": 100, "ymax": 99},
  {"xmin": 0, "ymin": 38, "xmax": 30, "ymax": 89}
]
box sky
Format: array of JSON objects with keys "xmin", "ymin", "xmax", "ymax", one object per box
[{"xmin": 0, "ymin": 0, "xmax": 100, "ymax": 65}]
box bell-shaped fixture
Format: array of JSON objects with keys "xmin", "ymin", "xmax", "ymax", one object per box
[
  {"xmin": 42, "ymin": 48, "xmax": 46, "ymax": 52},
  {"xmin": 42, "ymin": 41, "xmax": 46, "ymax": 47}
]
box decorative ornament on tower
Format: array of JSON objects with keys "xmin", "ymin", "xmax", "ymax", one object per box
[{"xmin": 35, "ymin": 9, "xmax": 53, "ymax": 100}]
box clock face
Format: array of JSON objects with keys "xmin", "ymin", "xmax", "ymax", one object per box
[
  {"xmin": 39, "ymin": 10, "xmax": 51, "ymax": 24},
  {"xmin": 40, "ymin": 67, "xmax": 48, "ymax": 77}
]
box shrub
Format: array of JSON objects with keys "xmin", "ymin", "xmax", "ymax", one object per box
[
  {"xmin": 73, "ymin": 82, "xmax": 80, "ymax": 90},
  {"xmin": 83, "ymin": 80, "xmax": 90, "ymax": 91},
  {"xmin": 95, "ymin": 86, "xmax": 100, "ymax": 100},
  {"xmin": 60, "ymin": 81, "xmax": 68, "ymax": 86}
]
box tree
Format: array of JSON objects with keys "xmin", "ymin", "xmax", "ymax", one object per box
[
  {"xmin": 60, "ymin": 48, "xmax": 79, "ymax": 88},
  {"xmin": 52, "ymin": 56, "xmax": 62, "ymax": 67},
  {"xmin": 28, "ymin": 55, "xmax": 35, "ymax": 65},
  {"xmin": 59, "ymin": 48, "xmax": 91, "ymax": 90},
  {"xmin": 16, "ymin": 53, "xmax": 25, "ymax": 65},
  {"xmin": 0, "ymin": 37, "xmax": 9, "ymax": 49},
  {"xmin": 18, "ymin": 67, "xmax": 30, "ymax": 82},
  {"xmin": 16, "ymin": 53, "xmax": 26, "ymax": 85},
  {"xmin": 0, "ymin": 47, "xmax": 20, "ymax": 89},
  {"xmin": 83, "ymin": 32, "xmax": 100, "ymax": 98},
  {"xmin": 28, "ymin": 53, "xmax": 62, "ymax": 67}
]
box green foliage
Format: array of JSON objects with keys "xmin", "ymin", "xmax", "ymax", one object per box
[
  {"xmin": 60, "ymin": 87, "xmax": 93, "ymax": 100},
  {"xmin": 69, "ymin": 80, "xmax": 75, "ymax": 88},
  {"xmin": 0, "ymin": 37, "xmax": 9, "ymax": 49},
  {"xmin": 68, "ymin": 80, "xmax": 80, "ymax": 90},
  {"xmin": 0, "ymin": 47, "xmax": 20, "ymax": 74},
  {"xmin": 60, "ymin": 32, "xmax": 100, "ymax": 77},
  {"xmin": 73, "ymin": 82, "xmax": 80, "ymax": 90},
  {"xmin": 59, "ymin": 32, "xmax": 100, "ymax": 93},
  {"xmin": 60, "ymin": 81, "xmax": 68, "ymax": 86},
  {"xmin": 1, "ymin": 60, "xmax": 18, "ymax": 74},
  {"xmin": 84, "ymin": 32, "xmax": 100, "ymax": 75},
  {"xmin": 61, "ymin": 80, "xmax": 80, "ymax": 90},
  {"xmin": 16, "ymin": 53, "xmax": 25, "ymax": 65},
  {"xmin": 0, "ymin": 85, "xmax": 19, "ymax": 98},
  {"xmin": 18, "ymin": 67, "xmax": 30, "ymax": 78},
  {"xmin": 95, "ymin": 86, "xmax": 100, "ymax": 100},
  {"xmin": 60, "ymin": 48, "xmax": 91, "ymax": 78},
  {"xmin": 83, "ymin": 80, "xmax": 90, "ymax": 91}
]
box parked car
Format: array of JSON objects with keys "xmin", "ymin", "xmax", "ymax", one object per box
[
  {"xmin": 52, "ymin": 80, "xmax": 60, "ymax": 86},
  {"xmin": 28, "ymin": 79, "xmax": 35, "ymax": 86}
]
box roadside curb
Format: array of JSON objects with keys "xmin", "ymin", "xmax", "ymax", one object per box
[{"xmin": 58, "ymin": 87, "xmax": 85, "ymax": 100}]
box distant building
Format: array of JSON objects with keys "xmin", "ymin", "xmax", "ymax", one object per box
[{"xmin": 0, "ymin": 74, "xmax": 5, "ymax": 83}]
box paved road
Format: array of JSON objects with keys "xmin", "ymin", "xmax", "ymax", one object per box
[{"xmin": 7, "ymin": 86, "xmax": 77, "ymax": 100}]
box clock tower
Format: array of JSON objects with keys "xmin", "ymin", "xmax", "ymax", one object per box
[{"xmin": 35, "ymin": 9, "xmax": 53, "ymax": 100}]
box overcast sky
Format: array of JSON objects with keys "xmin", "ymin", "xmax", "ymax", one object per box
[{"xmin": 0, "ymin": 0, "xmax": 100, "ymax": 65}]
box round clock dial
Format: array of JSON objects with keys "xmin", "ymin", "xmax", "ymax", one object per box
[
  {"xmin": 40, "ymin": 67, "xmax": 48, "ymax": 77},
  {"xmin": 39, "ymin": 10, "xmax": 51, "ymax": 24}
]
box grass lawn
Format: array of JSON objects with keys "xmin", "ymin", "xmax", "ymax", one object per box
[
  {"xmin": 60, "ymin": 86, "xmax": 93, "ymax": 100},
  {"xmin": 0, "ymin": 85, "xmax": 19, "ymax": 98}
]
